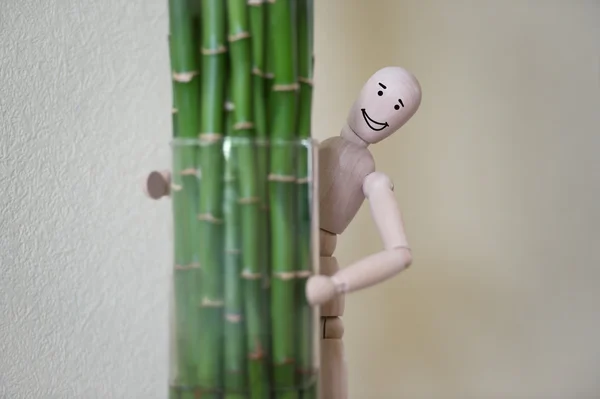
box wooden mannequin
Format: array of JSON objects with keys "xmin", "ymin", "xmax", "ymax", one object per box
[
  {"xmin": 306, "ymin": 66, "xmax": 421, "ymax": 398},
  {"xmin": 144, "ymin": 66, "xmax": 422, "ymax": 399}
]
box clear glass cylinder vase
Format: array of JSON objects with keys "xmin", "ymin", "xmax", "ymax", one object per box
[{"xmin": 168, "ymin": 136, "xmax": 320, "ymax": 399}]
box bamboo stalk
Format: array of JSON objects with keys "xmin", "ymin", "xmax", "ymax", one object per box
[
  {"xmin": 171, "ymin": 128, "xmax": 201, "ymax": 399},
  {"xmin": 169, "ymin": 0, "xmax": 200, "ymax": 139},
  {"xmin": 295, "ymin": 0, "xmax": 316, "ymax": 397},
  {"xmin": 226, "ymin": 1, "xmax": 270, "ymax": 398},
  {"xmin": 223, "ymin": 95, "xmax": 248, "ymax": 399},
  {"xmin": 196, "ymin": 0, "xmax": 227, "ymax": 397},
  {"xmin": 168, "ymin": 0, "xmax": 202, "ymax": 397},
  {"xmin": 264, "ymin": 1, "xmax": 275, "ymax": 120},
  {"xmin": 248, "ymin": 0, "xmax": 272, "ymax": 383},
  {"xmin": 249, "ymin": 0, "xmax": 267, "ymax": 141},
  {"xmin": 268, "ymin": 0, "xmax": 300, "ymax": 398},
  {"xmin": 169, "ymin": 1, "xmax": 316, "ymax": 398}
]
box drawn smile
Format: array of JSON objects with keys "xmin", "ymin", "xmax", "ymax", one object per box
[{"xmin": 361, "ymin": 108, "xmax": 389, "ymax": 131}]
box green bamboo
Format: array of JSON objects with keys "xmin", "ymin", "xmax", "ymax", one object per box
[
  {"xmin": 295, "ymin": 0, "xmax": 316, "ymax": 397},
  {"xmin": 169, "ymin": 0, "xmax": 200, "ymax": 140},
  {"xmin": 168, "ymin": 0, "xmax": 202, "ymax": 397},
  {"xmin": 249, "ymin": 1, "xmax": 267, "ymax": 141},
  {"xmin": 223, "ymin": 96, "xmax": 248, "ymax": 399},
  {"xmin": 268, "ymin": 0, "xmax": 300, "ymax": 398},
  {"xmin": 226, "ymin": 1, "xmax": 269, "ymax": 398},
  {"xmin": 171, "ymin": 149, "xmax": 200, "ymax": 399},
  {"xmin": 264, "ymin": 1, "xmax": 275, "ymax": 125},
  {"xmin": 248, "ymin": 0, "xmax": 272, "ymax": 380},
  {"xmin": 197, "ymin": 0, "xmax": 227, "ymax": 397}
]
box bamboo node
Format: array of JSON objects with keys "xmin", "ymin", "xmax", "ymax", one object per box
[
  {"xmin": 238, "ymin": 196, "xmax": 260, "ymax": 205},
  {"xmin": 273, "ymin": 271, "xmax": 296, "ymax": 281},
  {"xmin": 296, "ymin": 177, "xmax": 311, "ymax": 184},
  {"xmin": 252, "ymin": 67, "xmax": 264, "ymax": 77},
  {"xmin": 265, "ymin": 0, "xmax": 276, "ymax": 3},
  {"xmin": 268, "ymin": 174, "xmax": 296, "ymax": 183},
  {"xmin": 199, "ymin": 132, "xmax": 223, "ymax": 143},
  {"xmin": 170, "ymin": 183, "xmax": 182, "ymax": 192},
  {"xmin": 201, "ymin": 45, "xmax": 227, "ymax": 55},
  {"xmin": 174, "ymin": 262, "xmax": 200, "ymax": 270},
  {"xmin": 228, "ymin": 31, "xmax": 251, "ymax": 42},
  {"xmin": 201, "ymin": 297, "xmax": 225, "ymax": 308},
  {"xmin": 299, "ymin": 76, "xmax": 314, "ymax": 86},
  {"xmin": 224, "ymin": 101, "xmax": 235, "ymax": 111},
  {"xmin": 225, "ymin": 248, "xmax": 241, "ymax": 255},
  {"xmin": 249, "ymin": 351, "xmax": 265, "ymax": 360},
  {"xmin": 247, "ymin": 0, "xmax": 264, "ymax": 5},
  {"xmin": 198, "ymin": 213, "xmax": 224, "ymax": 224},
  {"xmin": 296, "ymin": 368, "xmax": 315, "ymax": 375},
  {"xmin": 180, "ymin": 168, "xmax": 197, "ymax": 176},
  {"xmin": 254, "ymin": 138, "xmax": 269, "ymax": 147},
  {"xmin": 242, "ymin": 270, "xmax": 263, "ymax": 280},
  {"xmin": 172, "ymin": 71, "xmax": 198, "ymax": 83},
  {"xmin": 233, "ymin": 121, "xmax": 254, "ymax": 130},
  {"xmin": 249, "ymin": 340, "xmax": 265, "ymax": 360},
  {"xmin": 273, "ymin": 82, "xmax": 300, "ymax": 92},
  {"xmin": 171, "ymin": 108, "xmax": 178, "ymax": 114},
  {"xmin": 264, "ymin": 72, "xmax": 275, "ymax": 79},
  {"xmin": 295, "ymin": 270, "xmax": 313, "ymax": 278},
  {"xmin": 225, "ymin": 313, "xmax": 243, "ymax": 323},
  {"xmin": 275, "ymin": 357, "xmax": 296, "ymax": 366}
]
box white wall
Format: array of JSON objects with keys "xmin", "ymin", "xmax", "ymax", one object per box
[
  {"xmin": 2, "ymin": 0, "xmax": 599, "ymax": 398},
  {"xmin": 1, "ymin": 1, "xmax": 172, "ymax": 397}
]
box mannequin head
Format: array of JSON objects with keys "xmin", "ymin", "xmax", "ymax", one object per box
[{"xmin": 345, "ymin": 66, "xmax": 421, "ymax": 144}]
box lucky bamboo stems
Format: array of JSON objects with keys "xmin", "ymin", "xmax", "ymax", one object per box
[
  {"xmin": 226, "ymin": 1, "xmax": 269, "ymax": 398},
  {"xmin": 249, "ymin": 1, "xmax": 267, "ymax": 142},
  {"xmin": 223, "ymin": 94, "xmax": 247, "ymax": 399},
  {"xmin": 295, "ymin": 0, "xmax": 315, "ymax": 397},
  {"xmin": 169, "ymin": 0, "xmax": 200, "ymax": 140},
  {"xmin": 248, "ymin": 0, "xmax": 272, "ymax": 383},
  {"xmin": 167, "ymin": 0, "xmax": 316, "ymax": 397},
  {"xmin": 268, "ymin": 0, "xmax": 300, "ymax": 398},
  {"xmin": 197, "ymin": 0, "xmax": 227, "ymax": 397},
  {"xmin": 169, "ymin": 0, "xmax": 201, "ymax": 397}
]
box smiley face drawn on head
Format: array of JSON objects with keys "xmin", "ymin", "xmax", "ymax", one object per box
[
  {"xmin": 361, "ymin": 82, "xmax": 405, "ymax": 132},
  {"xmin": 346, "ymin": 66, "xmax": 421, "ymax": 145},
  {"xmin": 361, "ymin": 108, "xmax": 388, "ymax": 131}
]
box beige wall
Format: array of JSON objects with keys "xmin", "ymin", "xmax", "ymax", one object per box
[
  {"xmin": 1, "ymin": 0, "xmax": 599, "ymax": 398},
  {"xmin": 314, "ymin": 0, "xmax": 600, "ymax": 397}
]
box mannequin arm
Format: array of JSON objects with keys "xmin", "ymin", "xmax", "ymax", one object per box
[{"xmin": 306, "ymin": 171, "xmax": 412, "ymax": 305}]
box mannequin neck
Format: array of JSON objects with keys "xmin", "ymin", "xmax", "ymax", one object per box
[{"xmin": 340, "ymin": 124, "xmax": 369, "ymax": 147}]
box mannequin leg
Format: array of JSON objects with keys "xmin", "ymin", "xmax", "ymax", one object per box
[
  {"xmin": 319, "ymin": 255, "xmax": 347, "ymax": 399},
  {"xmin": 320, "ymin": 316, "xmax": 347, "ymax": 399}
]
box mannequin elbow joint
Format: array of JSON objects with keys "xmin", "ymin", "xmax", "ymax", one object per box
[{"xmin": 393, "ymin": 247, "xmax": 413, "ymax": 271}]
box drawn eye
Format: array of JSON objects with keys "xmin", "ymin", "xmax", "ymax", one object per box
[
  {"xmin": 378, "ymin": 91, "xmax": 383, "ymax": 96},
  {"xmin": 394, "ymin": 104, "xmax": 400, "ymax": 110}
]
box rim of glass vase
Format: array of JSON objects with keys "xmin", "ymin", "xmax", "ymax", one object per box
[{"xmin": 170, "ymin": 136, "xmax": 319, "ymax": 148}]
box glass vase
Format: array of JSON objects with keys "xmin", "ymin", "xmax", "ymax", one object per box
[{"xmin": 167, "ymin": 136, "xmax": 320, "ymax": 399}]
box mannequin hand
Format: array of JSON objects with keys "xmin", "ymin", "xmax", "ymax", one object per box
[{"xmin": 306, "ymin": 275, "xmax": 338, "ymax": 306}]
